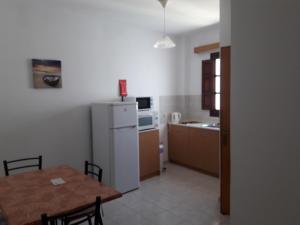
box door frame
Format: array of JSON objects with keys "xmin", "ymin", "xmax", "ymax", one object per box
[
  {"xmin": 220, "ymin": 46, "xmax": 231, "ymax": 215},
  {"xmin": 193, "ymin": 44, "xmax": 231, "ymax": 215}
]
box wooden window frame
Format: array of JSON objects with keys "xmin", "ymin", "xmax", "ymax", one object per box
[
  {"xmin": 202, "ymin": 59, "xmax": 215, "ymax": 110},
  {"xmin": 210, "ymin": 52, "xmax": 220, "ymax": 117},
  {"xmin": 201, "ymin": 52, "xmax": 220, "ymax": 117}
]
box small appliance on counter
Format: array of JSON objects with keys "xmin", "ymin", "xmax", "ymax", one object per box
[
  {"xmin": 126, "ymin": 96, "xmax": 159, "ymax": 131},
  {"xmin": 126, "ymin": 96, "xmax": 153, "ymax": 111},
  {"xmin": 138, "ymin": 110, "xmax": 159, "ymax": 131},
  {"xmin": 170, "ymin": 112, "xmax": 182, "ymax": 123}
]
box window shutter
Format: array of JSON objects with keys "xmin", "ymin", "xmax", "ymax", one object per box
[{"xmin": 202, "ymin": 59, "xmax": 215, "ymax": 110}]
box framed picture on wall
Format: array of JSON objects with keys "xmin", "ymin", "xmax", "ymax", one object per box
[{"xmin": 32, "ymin": 59, "xmax": 62, "ymax": 88}]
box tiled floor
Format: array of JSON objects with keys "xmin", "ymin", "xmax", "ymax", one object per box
[{"xmin": 102, "ymin": 163, "xmax": 229, "ymax": 225}]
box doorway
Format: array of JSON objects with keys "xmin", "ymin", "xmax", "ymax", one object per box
[{"xmin": 194, "ymin": 43, "xmax": 231, "ymax": 215}]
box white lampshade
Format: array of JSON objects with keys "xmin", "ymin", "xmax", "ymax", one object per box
[
  {"xmin": 154, "ymin": 0, "xmax": 175, "ymax": 49},
  {"xmin": 154, "ymin": 35, "xmax": 176, "ymax": 49}
]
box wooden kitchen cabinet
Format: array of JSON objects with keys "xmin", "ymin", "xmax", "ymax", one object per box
[
  {"xmin": 168, "ymin": 124, "xmax": 189, "ymax": 165},
  {"xmin": 168, "ymin": 124, "xmax": 220, "ymax": 177},
  {"xmin": 189, "ymin": 127, "xmax": 219, "ymax": 176},
  {"xmin": 139, "ymin": 129, "xmax": 160, "ymax": 180}
]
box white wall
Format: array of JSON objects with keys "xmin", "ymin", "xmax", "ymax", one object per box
[
  {"xmin": 177, "ymin": 24, "xmax": 220, "ymax": 95},
  {"xmin": 231, "ymin": 0, "xmax": 300, "ymax": 225},
  {"xmin": 0, "ymin": 0, "xmax": 178, "ymax": 176},
  {"xmin": 220, "ymin": 0, "xmax": 231, "ymax": 46}
]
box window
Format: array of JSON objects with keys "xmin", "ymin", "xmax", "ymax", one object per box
[{"xmin": 202, "ymin": 52, "xmax": 220, "ymax": 117}]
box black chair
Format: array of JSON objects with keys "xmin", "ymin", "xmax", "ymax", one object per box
[
  {"xmin": 41, "ymin": 196, "xmax": 103, "ymax": 225},
  {"xmin": 3, "ymin": 156, "xmax": 42, "ymax": 176},
  {"xmin": 0, "ymin": 211, "xmax": 6, "ymax": 225},
  {"xmin": 85, "ymin": 161, "xmax": 103, "ymax": 182}
]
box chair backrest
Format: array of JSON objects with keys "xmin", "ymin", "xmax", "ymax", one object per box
[
  {"xmin": 85, "ymin": 161, "xmax": 103, "ymax": 182},
  {"xmin": 41, "ymin": 196, "xmax": 103, "ymax": 225},
  {"xmin": 3, "ymin": 156, "xmax": 42, "ymax": 176}
]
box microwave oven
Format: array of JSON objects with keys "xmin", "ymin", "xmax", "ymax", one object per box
[
  {"xmin": 126, "ymin": 97, "xmax": 153, "ymax": 111},
  {"xmin": 138, "ymin": 111, "xmax": 158, "ymax": 131}
]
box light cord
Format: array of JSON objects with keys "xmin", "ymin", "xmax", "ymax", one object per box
[{"xmin": 163, "ymin": 7, "xmax": 166, "ymax": 36}]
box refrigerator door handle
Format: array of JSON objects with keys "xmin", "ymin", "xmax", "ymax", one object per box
[{"xmin": 112, "ymin": 125, "xmax": 137, "ymax": 130}]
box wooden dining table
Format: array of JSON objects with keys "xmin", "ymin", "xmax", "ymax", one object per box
[{"xmin": 0, "ymin": 165, "xmax": 122, "ymax": 225}]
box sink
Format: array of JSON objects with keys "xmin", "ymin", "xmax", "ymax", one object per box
[
  {"xmin": 178, "ymin": 121, "xmax": 220, "ymax": 129},
  {"xmin": 180, "ymin": 121, "xmax": 201, "ymax": 124},
  {"xmin": 184, "ymin": 122, "xmax": 220, "ymax": 129},
  {"xmin": 186, "ymin": 122, "xmax": 208, "ymax": 127},
  {"xmin": 203, "ymin": 123, "xmax": 220, "ymax": 128}
]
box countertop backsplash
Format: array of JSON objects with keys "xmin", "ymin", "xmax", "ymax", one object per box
[{"xmin": 159, "ymin": 95, "xmax": 219, "ymax": 124}]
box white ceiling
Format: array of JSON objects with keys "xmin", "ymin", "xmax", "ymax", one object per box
[{"xmin": 69, "ymin": 0, "xmax": 220, "ymax": 34}]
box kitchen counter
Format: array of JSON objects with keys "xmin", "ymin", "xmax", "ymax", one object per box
[
  {"xmin": 168, "ymin": 123, "xmax": 220, "ymax": 176},
  {"xmin": 139, "ymin": 128, "xmax": 159, "ymax": 133},
  {"xmin": 168, "ymin": 122, "xmax": 220, "ymax": 131}
]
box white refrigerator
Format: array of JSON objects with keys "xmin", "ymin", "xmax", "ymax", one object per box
[{"xmin": 91, "ymin": 102, "xmax": 140, "ymax": 193}]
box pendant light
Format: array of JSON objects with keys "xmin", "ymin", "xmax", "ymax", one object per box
[{"xmin": 154, "ymin": 0, "xmax": 176, "ymax": 49}]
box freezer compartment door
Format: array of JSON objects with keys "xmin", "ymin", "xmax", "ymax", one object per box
[
  {"xmin": 112, "ymin": 126, "xmax": 140, "ymax": 193},
  {"xmin": 112, "ymin": 104, "xmax": 137, "ymax": 128}
]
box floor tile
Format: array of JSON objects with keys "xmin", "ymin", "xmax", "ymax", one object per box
[
  {"xmin": 107, "ymin": 163, "xmax": 229, "ymax": 225},
  {"xmin": 147, "ymin": 210, "xmax": 184, "ymax": 225}
]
